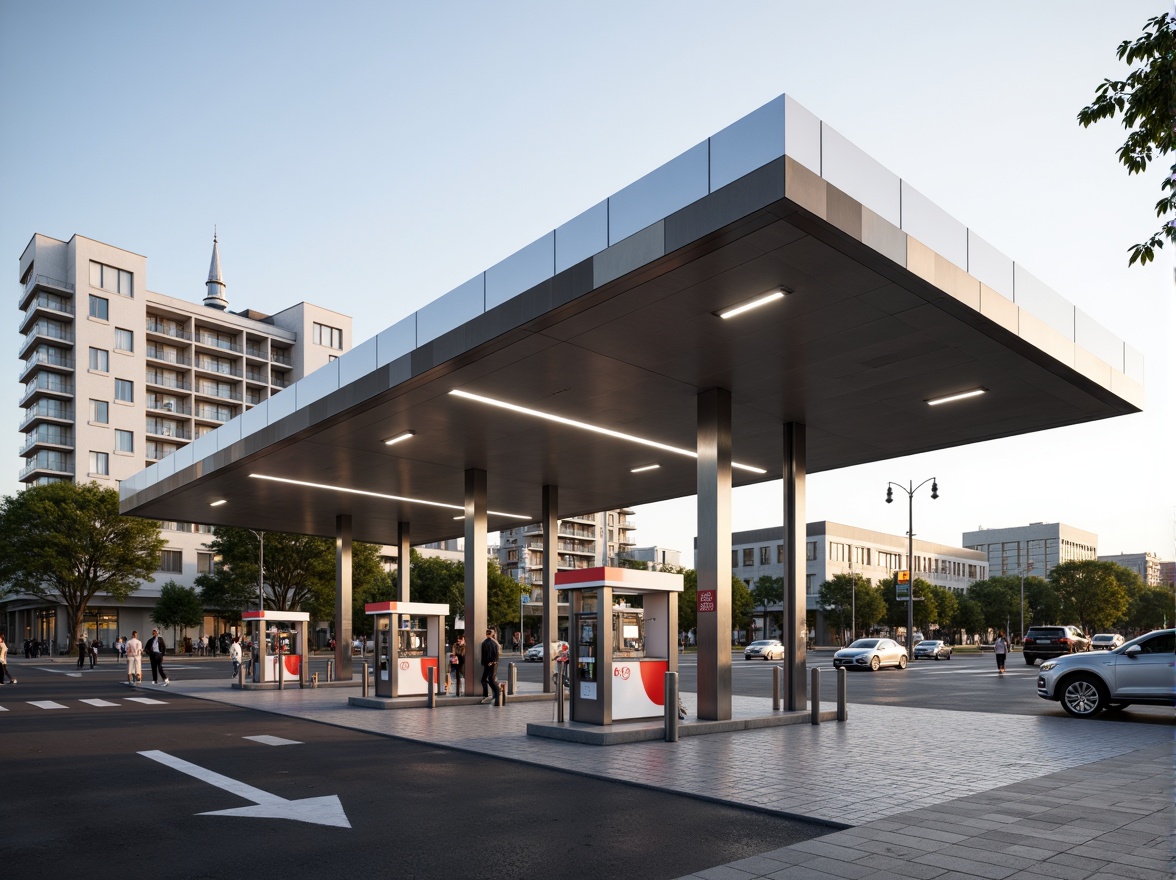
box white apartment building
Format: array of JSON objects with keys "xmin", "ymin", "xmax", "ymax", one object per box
[
  {"xmin": 728, "ymin": 521, "xmax": 987, "ymax": 643},
  {"xmin": 962, "ymin": 522, "xmax": 1097, "ymax": 581},
  {"xmin": 620, "ymin": 545, "xmax": 683, "ymax": 570},
  {"xmin": 1098, "ymin": 552, "xmax": 1165, "ymax": 587},
  {"xmin": 497, "ymin": 508, "xmax": 637, "ymax": 594},
  {"xmin": 8, "ymin": 232, "xmax": 351, "ymax": 651}
]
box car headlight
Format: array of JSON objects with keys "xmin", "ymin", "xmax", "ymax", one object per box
[{"xmin": 1039, "ymin": 660, "xmax": 1057, "ymax": 672}]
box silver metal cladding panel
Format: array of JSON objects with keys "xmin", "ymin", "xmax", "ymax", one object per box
[
  {"xmin": 486, "ymin": 231, "xmax": 555, "ymax": 310},
  {"xmin": 1075, "ymin": 309, "xmax": 1127, "ymax": 372},
  {"xmin": 709, "ymin": 95, "xmax": 785, "ymax": 192},
  {"xmin": 784, "ymin": 95, "xmax": 821, "ymax": 174},
  {"xmin": 295, "ymin": 358, "xmax": 341, "ymax": 409},
  {"xmin": 695, "ymin": 388, "xmax": 732, "ymax": 722},
  {"xmin": 217, "ymin": 413, "xmax": 243, "ymax": 450},
  {"xmin": 239, "ymin": 400, "xmax": 270, "ymax": 440},
  {"xmin": 1124, "ymin": 345, "xmax": 1144, "ymax": 383},
  {"xmin": 418, "ymin": 274, "xmax": 484, "ymax": 346},
  {"xmin": 821, "ymin": 122, "xmax": 901, "ymax": 227},
  {"xmin": 555, "ymin": 200, "xmax": 608, "ymax": 274},
  {"xmin": 901, "ymin": 182, "xmax": 967, "ymax": 268},
  {"xmin": 967, "ymin": 230, "xmax": 1014, "ymax": 299},
  {"xmin": 267, "ymin": 385, "xmax": 298, "ymax": 422},
  {"xmin": 608, "ymin": 141, "xmax": 709, "ymax": 245},
  {"xmin": 377, "ymin": 317, "xmax": 416, "ymax": 367},
  {"xmin": 593, "ymin": 221, "xmax": 665, "ymax": 288},
  {"xmin": 339, "ymin": 335, "xmax": 379, "ymax": 387},
  {"xmin": 335, "ymin": 514, "xmax": 353, "ymax": 680},
  {"xmin": 1014, "ymin": 264, "xmax": 1074, "ymax": 339}
]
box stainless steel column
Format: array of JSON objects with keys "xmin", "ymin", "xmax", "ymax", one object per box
[
  {"xmin": 541, "ymin": 484, "xmax": 558, "ymax": 694},
  {"xmin": 696, "ymin": 388, "xmax": 732, "ymax": 721},
  {"xmin": 397, "ymin": 521, "xmax": 411, "ymax": 602},
  {"xmin": 335, "ymin": 514, "xmax": 353, "ymax": 682},
  {"xmin": 782, "ymin": 422, "xmax": 807, "ymax": 711},
  {"xmin": 463, "ymin": 469, "xmax": 488, "ymax": 691}
]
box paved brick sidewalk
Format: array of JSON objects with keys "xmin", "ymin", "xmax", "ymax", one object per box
[{"xmin": 169, "ymin": 678, "xmax": 1173, "ymax": 879}]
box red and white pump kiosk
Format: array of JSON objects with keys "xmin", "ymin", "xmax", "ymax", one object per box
[
  {"xmin": 242, "ymin": 609, "xmax": 309, "ymax": 685},
  {"xmin": 555, "ymin": 566, "xmax": 682, "ymax": 725},
  {"xmin": 365, "ymin": 601, "xmax": 449, "ymax": 698}
]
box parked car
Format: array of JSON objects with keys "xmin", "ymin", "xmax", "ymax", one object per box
[
  {"xmin": 832, "ymin": 638, "xmax": 907, "ymax": 671},
  {"xmin": 744, "ymin": 639, "xmax": 785, "ymax": 661},
  {"xmin": 523, "ymin": 641, "xmax": 569, "ymax": 662},
  {"xmin": 1036, "ymin": 628, "xmax": 1175, "ymax": 717},
  {"xmin": 913, "ymin": 639, "xmax": 952, "ymax": 661},
  {"xmin": 1090, "ymin": 633, "xmax": 1125, "ymax": 651},
  {"xmin": 1022, "ymin": 625, "xmax": 1091, "ymax": 666}
]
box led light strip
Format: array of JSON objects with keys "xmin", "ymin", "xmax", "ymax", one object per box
[
  {"xmin": 449, "ymin": 389, "xmax": 767, "ymax": 474},
  {"xmin": 926, "ymin": 388, "xmax": 987, "ymax": 406},
  {"xmin": 248, "ymin": 473, "xmax": 532, "ymax": 519},
  {"xmin": 716, "ymin": 287, "xmax": 787, "ymax": 320}
]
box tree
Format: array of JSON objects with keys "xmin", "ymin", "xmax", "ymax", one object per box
[
  {"xmin": 151, "ymin": 581, "xmax": 204, "ymax": 647},
  {"xmin": 390, "ymin": 551, "xmax": 520, "ymax": 635},
  {"xmin": 668, "ymin": 567, "xmax": 752, "ymax": 645},
  {"xmin": 0, "ymin": 482, "xmax": 165, "ymax": 645},
  {"xmin": 951, "ymin": 595, "xmax": 985, "ymax": 643},
  {"xmin": 1078, "ymin": 12, "xmax": 1175, "ymax": 266},
  {"xmin": 1022, "ymin": 576, "xmax": 1059, "ymax": 627},
  {"xmin": 1124, "ymin": 584, "xmax": 1175, "ymax": 632},
  {"xmin": 749, "ymin": 575, "xmax": 783, "ymax": 639},
  {"xmin": 731, "ymin": 576, "xmax": 755, "ymax": 643},
  {"xmin": 880, "ymin": 576, "xmax": 940, "ymax": 637},
  {"xmin": 1050, "ymin": 560, "xmax": 1135, "ymax": 633},
  {"xmin": 817, "ymin": 574, "xmax": 881, "ymax": 644},
  {"xmin": 966, "ymin": 577, "xmax": 1022, "ymax": 633}
]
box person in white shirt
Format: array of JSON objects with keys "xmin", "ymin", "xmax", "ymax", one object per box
[
  {"xmin": 0, "ymin": 633, "xmax": 16, "ymax": 684},
  {"xmin": 124, "ymin": 630, "xmax": 144, "ymax": 685},
  {"xmin": 229, "ymin": 637, "xmax": 243, "ymax": 679}
]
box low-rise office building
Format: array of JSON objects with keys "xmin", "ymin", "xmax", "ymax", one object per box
[{"xmin": 962, "ymin": 522, "xmax": 1097, "ymax": 581}]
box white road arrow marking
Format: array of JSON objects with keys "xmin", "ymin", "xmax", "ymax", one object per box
[{"xmin": 139, "ymin": 750, "xmax": 350, "ymax": 828}]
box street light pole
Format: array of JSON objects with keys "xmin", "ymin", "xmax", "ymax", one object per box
[
  {"xmin": 247, "ymin": 529, "xmax": 265, "ymax": 612},
  {"xmin": 1019, "ymin": 561, "xmax": 1033, "ymax": 645},
  {"xmin": 886, "ymin": 477, "xmax": 938, "ymax": 659},
  {"xmin": 850, "ymin": 559, "xmax": 856, "ymax": 645}
]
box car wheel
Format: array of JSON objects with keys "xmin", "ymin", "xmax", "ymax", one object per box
[
  {"xmin": 1060, "ymin": 674, "xmax": 1108, "ymax": 717},
  {"xmin": 897, "ymin": 655, "xmax": 907, "ymax": 669},
  {"xmin": 869, "ymin": 655, "xmax": 880, "ymax": 671}
]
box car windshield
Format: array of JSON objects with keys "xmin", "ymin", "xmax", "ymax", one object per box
[
  {"xmin": 749, "ymin": 641, "xmax": 772, "ymax": 647},
  {"xmin": 916, "ymin": 641, "xmax": 936, "ymax": 647},
  {"xmin": 848, "ymin": 639, "xmax": 878, "ymax": 648},
  {"xmin": 1113, "ymin": 630, "xmax": 1174, "ymax": 655}
]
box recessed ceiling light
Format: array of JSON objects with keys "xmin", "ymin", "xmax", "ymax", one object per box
[
  {"xmin": 926, "ymin": 388, "xmax": 987, "ymax": 406},
  {"xmin": 209, "ymin": 499, "xmax": 228, "ymax": 507},
  {"xmin": 630, "ymin": 464, "xmax": 660, "ymax": 473},
  {"xmin": 383, "ymin": 430, "xmax": 416, "ymax": 446},
  {"xmin": 247, "ymin": 473, "xmax": 531, "ymax": 519},
  {"xmin": 715, "ymin": 287, "xmax": 789, "ymax": 320},
  {"xmin": 448, "ymin": 389, "xmax": 766, "ymax": 474}
]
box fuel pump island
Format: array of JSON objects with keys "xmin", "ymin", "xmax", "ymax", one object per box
[{"xmin": 239, "ymin": 609, "xmax": 309, "ymax": 688}]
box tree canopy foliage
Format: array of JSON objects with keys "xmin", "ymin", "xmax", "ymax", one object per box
[
  {"xmin": 0, "ymin": 482, "xmax": 165, "ymax": 642},
  {"xmin": 817, "ymin": 574, "xmax": 883, "ymax": 643},
  {"xmin": 151, "ymin": 581, "xmax": 204, "ymax": 641},
  {"xmin": 1050, "ymin": 560, "xmax": 1137, "ymax": 633},
  {"xmin": 1078, "ymin": 12, "xmax": 1175, "ymax": 266}
]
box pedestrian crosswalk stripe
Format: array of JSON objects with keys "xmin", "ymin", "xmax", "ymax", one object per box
[
  {"xmin": 29, "ymin": 701, "xmax": 67, "ymax": 709},
  {"xmin": 243, "ymin": 735, "xmax": 302, "ymax": 746},
  {"xmin": 125, "ymin": 697, "xmax": 167, "ymax": 704},
  {"xmin": 80, "ymin": 698, "xmax": 120, "ymax": 707}
]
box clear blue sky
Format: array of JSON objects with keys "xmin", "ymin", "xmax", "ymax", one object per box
[{"xmin": 1, "ymin": 0, "xmax": 1170, "ymax": 564}]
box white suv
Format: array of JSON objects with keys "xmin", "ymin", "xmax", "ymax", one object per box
[{"xmin": 1036, "ymin": 628, "xmax": 1175, "ymax": 717}]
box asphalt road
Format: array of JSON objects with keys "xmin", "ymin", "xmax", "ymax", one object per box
[{"xmin": 1, "ymin": 658, "xmax": 826, "ymax": 877}]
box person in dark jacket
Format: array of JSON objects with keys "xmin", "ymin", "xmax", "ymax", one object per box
[
  {"xmin": 145, "ymin": 629, "xmax": 170, "ymax": 686},
  {"xmin": 479, "ymin": 629, "xmax": 500, "ymax": 704},
  {"xmin": 77, "ymin": 635, "xmax": 87, "ymax": 669}
]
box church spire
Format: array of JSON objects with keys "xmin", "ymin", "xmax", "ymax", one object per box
[{"xmin": 203, "ymin": 229, "xmax": 228, "ymax": 310}]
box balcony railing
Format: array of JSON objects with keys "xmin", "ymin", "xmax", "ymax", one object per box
[
  {"xmin": 22, "ymin": 349, "xmax": 74, "ymax": 374},
  {"xmin": 147, "ymin": 399, "xmax": 192, "ymax": 416},
  {"xmin": 20, "ymin": 429, "xmax": 73, "ymax": 455},
  {"xmin": 271, "ymin": 351, "xmax": 292, "ymax": 366},
  {"xmin": 271, "ymin": 376, "xmax": 290, "ymax": 388},
  {"xmin": 194, "ymin": 332, "xmax": 242, "ymax": 353},
  {"xmin": 145, "ymin": 320, "xmax": 192, "ymax": 341},
  {"xmin": 20, "ymin": 452, "xmax": 73, "ymax": 479},
  {"xmin": 145, "ymin": 422, "xmax": 192, "ymax": 440},
  {"xmin": 23, "ymin": 374, "xmax": 73, "ymax": 399},
  {"xmin": 24, "ymin": 321, "xmax": 73, "ymax": 346},
  {"xmin": 245, "ymin": 345, "xmax": 266, "ymax": 358},
  {"xmin": 23, "ymin": 294, "xmax": 75, "ymax": 323},
  {"xmin": 195, "ymin": 405, "xmax": 236, "ymax": 421},
  {"xmin": 145, "ymin": 373, "xmax": 192, "ymax": 391},
  {"xmin": 20, "ymin": 401, "xmax": 73, "ymax": 429},
  {"xmin": 22, "ymin": 273, "xmax": 74, "ymax": 300},
  {"xmin": 194, "ymin": 359, "xmax": 242, "ymax": 377},
  {"xmin": 146, "ymin": 347, "xmax": 193, "ymax": 366},
  {"xmin": 195, "ymin": 385, "xmax": 242, "ymax": 402}
]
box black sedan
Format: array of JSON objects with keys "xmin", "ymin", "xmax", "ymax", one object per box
[{"xmin": 912, "ymin": 639, "xmax": 952, "ymax": 661}]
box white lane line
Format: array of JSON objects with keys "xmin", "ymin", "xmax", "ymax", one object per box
[
  {"xmin": 80, "ymin": 698, "xmax": 120, "ymax": 707},
  {"xmin": 243, "ymin": 735, "xmax": 302, "ymax": 746},
  {"xmin": 0, "ymin": 705, "xmax": 7, "ymax": 711},
  {"xmin": 29, "ymin": 701, "xmax": 68, "ymax": 709},
  {"xmin": 125, "ymin": 697, "xmax": 168, "ymax": 704}
]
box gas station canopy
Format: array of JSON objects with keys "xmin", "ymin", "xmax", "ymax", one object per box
[{"xmin": 120, "ymin": 95, "xmax": 1141, "ymax": 542}]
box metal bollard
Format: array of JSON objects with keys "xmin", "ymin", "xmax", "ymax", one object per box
[
  {"xmin": 664, "ymin": 671, "xmax": 679, "ymax": 742},
  {"xmin": 278, "ymin": 656, "xmax": 285, "ymax": 691},
  {"xmin": 772, "ymin": 665, "xmax": 782, "ymax": 711},
  {"xmin": 326, "ymin": 659, "xmax": 334, "ymax": 683},
  {"xmin": 312, "ymin": 672, "xmax": 319, "ymax": 689},
  {"xmin": 496, "ymin": 682, "xmax": 506, "ymax": 706},
  {"xmin": 556, "ymin": 668, "xmax": 565, "ymax": 723},
  {"xmin": 837, "ymin": 667, "xmax": 847, "ymax": 721},
  {"xmin": 507, "ymin": 662, "xmax": 517, "ymax": 695},
  {"xmin": 237, "ymin": 663, "xmax": 245, "ymax": 688},
  {"xmin": 361, "ymin": 662, "xmax": 369, "ymax": 697},
  {"xmin": 427, "ymin": 667, "xmax": 436, "ymax": 708},
  {"xmin": 810, "ymin": 667, "xmax": 820, "ymax": 724}
]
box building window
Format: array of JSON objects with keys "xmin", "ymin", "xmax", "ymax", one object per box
[
  {"xmin": 89, "ymin": 295, "xmax": 109, "ymax": 320},
  {"xmin": 89, "ymin": 261, "xmax": 133, "ymax": 296},
  {"xmin": 742, "ymin": 548, "xmax": 754, "ymax": 566},
  {"xmin": 829, "ymin": 542, "xmax": 848, "ymax": 562},
  {"xmin": 115, "ymin": 429, "xmax": 134, "ymax": 453},
  {"xmin": 806, "ymin": 541, "xmax": 817, "ymax": 561},
  {"xmin": 88, "ymin": 347, "xmax": 109, "ymax": 372},
  {"xmin": 197, "ymin": 552, "xmax": 214, "ymax": 575},
  {"xmin": 731, "ymin": 549, "xmax": 739, "ymax": 567},
  {"xmin": 89, "ymin": 451, "xmax": 109, "ymax": 476},
  {"xmin": 114, "ymin": 379, "xmax": 133, "ymax": 403},
  {"xmin": 312, "ymin": 322, "xmax": 343, "ymax": 349},
  {"xmin": 158, "ymin": 549, "xmax": 182, "ymax": 573},
  {"xmin": 806, "ymin": 574, "xmax": 816, "ymax": 594},
  {"xmin": 114, "ymin": 328, "xmax": 133, "ymax": 352},
  {"xmin": 89, "ymin": 399, "xmax": 109, "ymax": 424},
  {"xmin": 759, "ymin": 546, "xmax": 770, "ymax": 565}
]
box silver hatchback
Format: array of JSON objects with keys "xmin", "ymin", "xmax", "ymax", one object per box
[{"xmin": 1037, "ymin": 628, "xmax": 1175, "ymax": 717}]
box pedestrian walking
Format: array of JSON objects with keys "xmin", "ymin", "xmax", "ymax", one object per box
[
  {"xmin": 994, "ymin": 630, "xmax": 1009, "ymax": 674},
  {"xmin": 450, "ymin": 635, "xmax": 465, "ymax": 696},
  {"xmin": 89, "ymin": 640, "xmax": 98, "ymax": 668},
  {"xmin": 145, "ymin": 629, "xmax": 170, "ymax": 686},
  {"xmin": 229, "ymin": 637, "xmax": 243, "ymax": 679},
  {"xmin": 125, "ymin": 630, "xmax": 143, "ymax": 685},
  {"xmin": 0, "ymin": 634, "xmax": 17, "ymax": 685},
  {"xmin": 76, "ymin": 634, "xmax": 87, "ymax": 669},
  {"xmin": 479, "ymin": 628, "xmax": 500, "ymax": 704}
]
